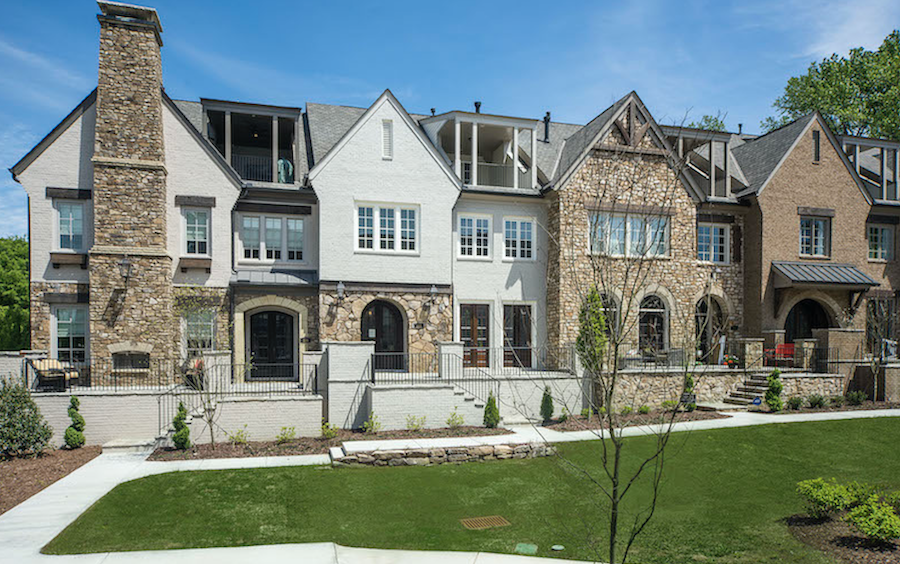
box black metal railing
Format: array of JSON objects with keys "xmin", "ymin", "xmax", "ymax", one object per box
[{"xmin": 763, "ymin": 346, "xmax": 840, "ymax": 373}]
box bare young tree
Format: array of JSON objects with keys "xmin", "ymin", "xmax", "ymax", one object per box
[{"xmin": 864, "ymin": 296, "xmax": 898, "ymax": 400}]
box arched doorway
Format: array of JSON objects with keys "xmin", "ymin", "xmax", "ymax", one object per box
[
  {"xmin": 248, "ymin": 309, "xmax": 295, "ymax": 379},
  {"xmin": 784, "ymin": 299, "xmax": 831, "ymax": 342},
  {"xmin": 695, "ymin": 297, "xmax": 725, "ymax": 362},
  {"xmin": 362, "ymin": 300, "xmax": 406, "ymax": 370}
]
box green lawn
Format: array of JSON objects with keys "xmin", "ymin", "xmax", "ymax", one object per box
[{"xmin": 44, "ymin": 418, "xmax": 900, "ymax": 563}]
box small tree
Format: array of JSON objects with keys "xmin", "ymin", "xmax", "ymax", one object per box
[
  {"xmin": 483, "ymin": 392, "xmax": 500, "ymax": 428},
  {"xmin": 172, "ymin": 401, "xmax": 191, "ymax": 450},
  {"xmin": 765, "ymin": 369, "xmax": 783, "ymax": 412},
  {"xmin": 540, "ymin": 386, "xmax": 554, "ymax": 423},
  {"xmin": 64, "ymin": 396, "xmax": 85, "ymax": 449},
  {"xmin": 0, "ymin": 379, "xmax": 52, "ymax": 457}
]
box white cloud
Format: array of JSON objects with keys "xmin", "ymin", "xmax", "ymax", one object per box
[
  {"xmin": 0, "ymin": 37, "xmax": 90, "ymax": 91},
  {"xmin": 799, "ymin": 0, "xmax": 900, "ymax": 58},
  {"xmin": 0, "ymin": 36, "xmax": 91, "ymax": 112}
]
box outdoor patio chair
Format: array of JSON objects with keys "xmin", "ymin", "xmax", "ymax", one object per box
[{"xmin": 29, "ymin": 359, "xmax": 80, "ymax": 391}]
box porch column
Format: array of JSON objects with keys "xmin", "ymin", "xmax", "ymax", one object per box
[
  {"xmin": 724, "ymin": 140, "xmax": 731, "ymax": 196},
  {"xmin": 272, "ymin": 115, "xmax": 278, "ymax": 183},
  {"xmin": 512, "ymin": 126, "xmax": 519, "ymax": 190},
  {"xmin": 709, "ymin": 141, "xmax": 717, "ymax": 196},
  {"xmin": 224, "ymin": 110, "xmax": 232, "ymax": 164},
  {"xmin": 438, "ymin": 341, "xmax": 464, "ymax": 379},
  {"xmin": 531, "ymin": 127, "xmax": 538, "ymax": 189},
  {"xmin": 737, "ymin": 338, "xmax": 765, "ymax": 370},
  {"xmin": 794, "ymin": 338, "xmax": 817, "ymax": 371},
  {"xmin": 471, "ymin": 122, "xmax": 478, "ymax": 186},
  {"xmin": 454, "ymin": 118, "xmax": 461, "ymax": 179}
]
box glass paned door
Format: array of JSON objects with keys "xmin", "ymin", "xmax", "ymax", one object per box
[
  {"xmin": 249, "ymin": 311, "xmax": 294, "ymax": 379},
  {"xmin": 461, "ymin": 304, "xmax": 490, "ymax": 367},
  {"xmin": 503, "ymin": 305, "xmax": 532, "ymax": 367}
]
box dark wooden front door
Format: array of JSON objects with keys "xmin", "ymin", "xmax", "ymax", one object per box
[
  {"xmin": 249, "ymin": 310, "xmax": 294, "ymax": 379},
  {"xmin": 504, "ymin": 305, "xmax": 532, "ymax": 367},
  {"xmin": 362, "ymin": 301, "xmax": 405, "ymax": 370},
  {"xmin": 461, "ymin": 304, "xmax": 489, "ymax": 367}
]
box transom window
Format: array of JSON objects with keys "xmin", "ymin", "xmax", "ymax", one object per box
[
  {"xmin": 868, "ymin": 224, "xmax": 893, "ymax": 261},
  {"xmin": 57, "ymin": 202, "xmax": 84, "ymax": 251},
  {"xmin": 240, "ymin": 215, "xmax": 305, "ymax": 262},
  {"xmin": 504, "ymin": 218, "xmax": 533, "ymax": 259},
  {"xmin": 55, "ymin": 307, "xmax": 87, "ymax": 363},
  {"xmin": 184, "ymin": 208, "xmax": 209, "ymax": 256},
  {"xmin": 800, "ymin": 217, "xmax": 830, "ymax": 257},
  {"xmin": 591, "ymin": 212, "xmax": 669, "ymax": 257},
  {"xmin": 184, "ymin": 309, "xmax": 216, "ymax": 359},
  {"xmin": 355, "ymin": 204, "xmax": 418, "ymax": 253},
  {"xmin": 460, "ymin": 215, "xmax": 491, "ymax": 257},
  {"xmin": 697, "ymin": 223, "xmax": 729, "ymax": 264}
]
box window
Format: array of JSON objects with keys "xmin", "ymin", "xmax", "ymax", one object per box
[
  {"xmin": 592, "ymin": 213, "xmax": 669, "ymax": 257},
  {"xmin": 639, "ymin": 295, "xmax": 667, "ymax": 354},
  {"xmin": 868, "ymin": 224, "xmax": 893, "ymax": 261},
  {"xmin": 812, "ymin": 130, "xmax": 821, "ymax": 163},
  {"xmin": 184, "ymin": 209, "xmax": 209, "ymax": 255},
  {"xmin": 57, "ymin": 202, "xmax": 84, "ymax": 251},
  {"xmin": 286, "ymin": 219, "xmax": 304, "ymax": 261},
  {"xmin": 697, "ymin": 223, "xmax": 729, "ymax": 263},
  {"xmin": 55, "ymin": 307, "xmax": 86, "ymax": 363},
  {"xmin": 800, "ymin": 217, "xmax": 830, "ymax": 257},
  {"xmin": 184, "ymin": 310, "xmax": 216, "ymax": 359},
  {"xmin": 382, "ymin": 120, "xmax": 393, "ymax": 159},
  {"xmin": 355, "ymin": 204, "xmax": 417, "ymax": 253},
  {"xmin": 112, "ymin": 352, "xmax": 150, "ymax": 371},
  {"xmin": 265, "ymin": 218, "xmax": 282, "ymax": 260},
  {"xmin": 459, "ymin": 216, "xmax": 490, "ymax": 257},
  {"xmin": 504, "ymin": 219, "xmax": 534, "ymax": 259},
  {"xmin": 242, "ymin": 216, "xmax": 260, "ymax": 259}
]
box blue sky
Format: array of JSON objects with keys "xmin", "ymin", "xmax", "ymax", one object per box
[{"xmin": 1, "ymin": 0, "xmax": 898, "ymax": 237}]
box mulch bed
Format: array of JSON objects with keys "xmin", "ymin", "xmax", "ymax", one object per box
[
  {"xmin": 757, "ymin": 401, "xmax": 900, "ymax": 415},
  {"xmin": 149, "ymin": 426, "xmax": 514, "ymax": 461},
  {"xmin": 548, "ymin": 410, "xmax": 730, "ymax": 432},
  {"xmin": 0, "ymin": 446, "xmax": 101, "ymax": 516},
  {"xmin": 788, "ymin": 514, "xmax": 899, "ymax": 563}
]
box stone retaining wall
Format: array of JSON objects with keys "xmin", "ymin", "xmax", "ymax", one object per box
[{"xmin": 333, "ymin": 443, "xmax": 556, "ymax": 467}]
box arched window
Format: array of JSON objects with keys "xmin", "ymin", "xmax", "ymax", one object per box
[
  {"xmin": 695, "ymin": 297, "xmax": 725, "ymax": 362},
  {"xmin": 639, "ymin": 295, "xmax": 667, "ymax": 355}
]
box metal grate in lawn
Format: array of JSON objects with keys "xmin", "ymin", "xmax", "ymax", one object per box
[{"xmin": 459, "ymin": 515, "xmax": 511, "ymax": 530}]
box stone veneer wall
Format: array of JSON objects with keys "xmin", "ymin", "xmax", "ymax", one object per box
[
  {"xmin": 174, "ymin": 286, "xmax": 231, "ymax": 355},
  {"xmin": 29, "ymin": 282, "xmax": 89, "ymax": 352},
  {"xmin": 234, "ymin": 291, "xmax": 319, "ymax": 351},
  {"xmin": 780, "ymin": 374, "xmax": 845, "ymax": 398},
  {"xmin": 319, "ymin": 290, "xmax": 452, "ymax": 354},
  {"xmin": 333, "ymin": 443, "xmax": 556, "ymax": 467}
]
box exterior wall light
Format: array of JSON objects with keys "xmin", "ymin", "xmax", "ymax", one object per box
[
  {"xmin": 117, "ymin": 256, "xmax": 133, "ymax": 281},
  {"xmin": 336, "ymin": 281, "xmax": 345, "ymax": 302}
]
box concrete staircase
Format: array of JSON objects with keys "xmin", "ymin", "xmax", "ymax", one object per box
[{"xmin": 723, "ymin": 373, "xmax": 769, "ymax": 406}]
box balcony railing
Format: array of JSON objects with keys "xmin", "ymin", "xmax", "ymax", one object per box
[
  {"xmin": 462, "ymin": 161, "xmax": 531, "ymax": 189},
  {"xmin": 232, "ymin": 152, "xmax": 272, "ymax": 182}
]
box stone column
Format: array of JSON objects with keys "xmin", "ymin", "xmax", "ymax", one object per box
[
  {"xmin": 737, "ymin": 338, "xmax": 764, "ymax": 370},
  {"xmin": 762, "ymin": 330, "xmax": 785, "ymax": 352},
  {"xmin": 793, "ymin": 339, "xmax": 817, "ymax": 371}
]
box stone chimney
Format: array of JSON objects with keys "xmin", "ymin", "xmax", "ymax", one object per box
[{"xmin": 90, "ymin": 1, "xmax": 175, "ymax": 360}]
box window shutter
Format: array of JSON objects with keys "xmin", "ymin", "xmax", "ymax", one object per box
[
  {"xmin": 732, "ymin": 225, "xmax": 742, "ymax": 263},
  {"xmin": 382, "ymin": 120, "xmax": 393, "ymax": 159}
]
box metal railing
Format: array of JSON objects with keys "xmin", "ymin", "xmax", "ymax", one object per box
[
  {"xmin": 764, "ymin": 347, "xmax": 840, "ymax": 373},
  {"xmin": 462, "ymin": 161, "xmax": 532, "ymax": 189},
  {"xmin": 618, "ymin": 347, "xmax": 688, "ymax": 370},
  {"xmin": 232, "ymin": 152, "xmax": 272, "ymax": 182}
]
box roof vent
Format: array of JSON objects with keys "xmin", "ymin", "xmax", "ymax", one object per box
[
  {"xmin": 430, "ymin": 108, "xmax": 435, "ymax": 116},
  {"xmin": 738, "ymin": 123, "xmax": 743, "ymax": 134},
  {"xmin": 544, "ymin": 112, "xmax": 551, "ymax": 142},
  {"xmin": 474, "ymin": 101, "xmax": 481, "ymax": 114}
]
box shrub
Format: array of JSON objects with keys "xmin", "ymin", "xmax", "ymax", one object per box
[
  {"xmin": 405, "ymin": 415, "xmax": 426, "ymax": 432},
  {"xmin": 846, "ymin": 390, "xmax": 868, "ymax": 406},
  {"xmin": 321, "ymin": 421, "xmax": 338, "ymax": 439},
  {"xmin": 598, "ymin": 406, "xmax": 607, "ymax": 415},
  {"xmin": 226, "ymin": 425, "xmax": 249, "ymax": 445},
  {"xmin": 580, "ymin": 407, "xmax": 593, "ymax": 419},
  {"xmin": 886, "ymin": 491, "xmax": 900, "ymax": 515},
  {"xmin": 846, "ymin": 481, "xmax": 879, "ymax": 508},
  {"xmin": 621, "ymin": 406, "xmax": 633, "ymax": 415},
  {"xmin": 64, "ymin": 396, "xmax": 85, "ymax": 449},
  {"xmin": 638, "ymin": 405, "xmax": 651, "ymax": 415},
  {"xmin": 807, "ymin": 394, "xmax": 826, "ymax": 409},
  {"xmin": 362, "ymin": 412, "xmax": 382, "ymax": 434},
  {"xmin": 796, "ymin": 478, "xmax": 853, "ymax": 518},
  {"xmin": 172, "ymin": 401, "xmax": 191, "ymax": 450},
  {"xmin": 558, "ymin": 408, "xmax": 569, "ymax": 423},
  {"xmin": 845, "ymin": 495, "xmax": 900, "ymax": 543},
  {"xmin": 276, "ymin": 426, "xmax": 296, "ymax": 444},
  {"xmin": 446, "ymin": 408, "xmax": 464, "ymax": 429},
  {"xmin": 765, "ymin": 369, "xmax": 783, "ymax": 412},
  {"xmin": 787, "ymin": 396, "xmax": 803, "ymax": 411},
  {"xmin": 0, "ymin": 379, "xmax": 52, "ymax": 457},
  {"xmin": 683, "ymin": 374, "xmax": 697, "ymax": 412},
  {"xmin": 661, "ymin": 400, "xmax": 678, "ymax": 412},
  {"xmin": 540, "ymin": 386, "xmax": 554, "ymax": 422},
  {"xmin": 483, "ymin": 392, "xmax": 500, "ymax": 428}
]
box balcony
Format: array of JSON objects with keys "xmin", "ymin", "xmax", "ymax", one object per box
[{"xmin": 462, "ymin": 161, "xmax": 531, "ymax": 190}]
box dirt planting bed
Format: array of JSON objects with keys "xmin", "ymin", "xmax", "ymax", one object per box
[{"xmin": 0, "ymin": 446, "xmax": 101, "ymax": 515}]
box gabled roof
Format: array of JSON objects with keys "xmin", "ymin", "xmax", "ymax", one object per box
[
  {"xmin": 731, "ymin": 114, "xmax": 815, "ymax": 196},
  {"xmin": 553, "ymin": 96, "xmax": 629, "ymax": 183}
]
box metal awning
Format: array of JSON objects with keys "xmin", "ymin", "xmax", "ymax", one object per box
[
  {"xmin": 772, "ymin": 261, "xmax": 879, "ymax": 289},
  {"xmin": 230, "ymin": 269, "xmax": 318, "ymax": 287}
]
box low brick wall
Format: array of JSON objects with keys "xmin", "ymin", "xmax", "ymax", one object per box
[
  {"xmin": 186, "ymin": 395, "xmax": 324, "ymax": 444},
  {"xmin": 33, "ymin": 391, "xmax": 161, "ymax": 447},
  {"xmin": 333, "ymin": 442, "xmax": 556, "ymax": 467}
]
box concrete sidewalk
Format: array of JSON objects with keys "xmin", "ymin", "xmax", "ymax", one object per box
[{"xmin": 1, "ymin": 408, "xmax": 898, "ymax": 563}]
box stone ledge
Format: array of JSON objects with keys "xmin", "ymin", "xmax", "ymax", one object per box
[{"xmin": 332, "ymin": 442, "xmax": 555, "ymax": 468}]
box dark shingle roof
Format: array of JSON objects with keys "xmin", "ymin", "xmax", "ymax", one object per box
[
  {"xmin": 772, "ymin": 261, "xmax": 878, "ymax": 287},
  {"xmin": 553, "ymin": 96, "xmax": 629, "ymax": 183},
  {"xmin": 518, "ymin": 121, "xmax": 584, "ymax": 184},
  {"xmin": 731, "ymin": 114, "xmax": 815, "ymax": 195},
  {"xmin": 172, "ymin": 99, "xmax": 203, "ymax": 132}
]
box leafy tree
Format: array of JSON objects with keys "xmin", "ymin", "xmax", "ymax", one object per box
[
  {"xmin": 0, "ymin": 236, "xmax": 29, "ymax": 351},
  {"xmin": 762, "ymin": 30, "xmax": 900, "ymax": 140},
  {"xmin": 688, "ymin": 114, "xmax": 727, "ymax": 132}
]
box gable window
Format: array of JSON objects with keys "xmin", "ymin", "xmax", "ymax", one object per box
[
  {"xmin": 812, "ymin": 130, "xmax": 821, "ymax": 163},
  {"xmin": 868, "ymin": 224, "xmax": 893, "ymax": 261},
  {"xmin": 242, "ymin": 216, "xmax": 260, "ymax": 259},
  {"xmin": 382, "ymin": 120, "xmax": 393, "ymax": 160},
  {"xmin": 184, "ymin": 309, "xmax": 216, "ymax": 359},
  {"xmin": 57, "ymin": 202, "xmax": 84, "ymax": 251},
  {"xmin": 504, "ymin": 218, "xmax": 534, "ymax": 259},
  {"xmin": 697, "ymin": 223, "xmax": 729, "ymax": 264},
  {"xmin": 592, "ymin": 212, "xmax": 669, "ymax": 258},
  {"xmin": 800, "ymin": 216, "xmax": 830, "ymax": 257},
  {"xmin": 240, "ymin": 215, "xmax": 306, "ymax": 262},
  {"xmin": 355, "ymin": 204, "xmax": 418, "ymax": 253},
  {"xmin": 184, "ymin": 209, "xmax": 210, "ymax": 256},
  {"xmin": 287, "ymin": 219, "xmax": 304, "ymax": 260},
  {"xmin": 459, "ymin": 215, "xmax": 490, "ymax": 258},
  {"xmin": 54, "ymin": 306, "xmax": 87, "ymax": 363}
]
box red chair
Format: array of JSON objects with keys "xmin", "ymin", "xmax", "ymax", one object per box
[{"xmin": 765, "ymin": 343, "xmax": 795, "ymax": 367}]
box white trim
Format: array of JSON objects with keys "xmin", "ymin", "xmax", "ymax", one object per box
[
  {"xmin": 501, "ymin": 215, "xmax": 536, "ymax": 261},
  {"xmin": 181, "ymin": 206, "xmax": 211, "ymax": 258},
  {"xmin": 457, "ymin": 213, "xmax": 492, "ymax": 260},
  {"xmin": 235, "ymin": 212, "xmax": 308, "ymax": 266},
  {"xmin": 53, "ymin": 199, "xmax": 87, "ymax": 253},
  {"xmin": 50, "ymin": 304, "xmax": 89, "ymax": 362},
  {"xmin": 589, "ymin": 211, "xmax": 671, "ymax": 259},
  {"xmin": 697, "ymin": 222, "xmax": 730, "ymax": 265},
  {"xmin": 354, "ymin": 201, "xmax": 420, "ymax": 256},
  {"xmin": 867, "ymin": 223, "xmax": 894, "ymax": 261}
]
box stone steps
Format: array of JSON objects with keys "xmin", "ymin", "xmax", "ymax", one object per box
[{"xmin": 723, "ymin": 375, "xmax": 770, "ymax": 406}]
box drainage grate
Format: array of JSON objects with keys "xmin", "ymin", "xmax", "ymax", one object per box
[{"xmin": 460, "ymin": 515, "xmax": 511, "ymax": 530}]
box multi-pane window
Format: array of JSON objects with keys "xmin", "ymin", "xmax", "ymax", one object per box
[
  {"xmin": 400, "ymin": 209, "xmax": 416, "ymax": 251},
  {"xmin": 241, "ymin": 215, "xmax": 305, "ymax": 262},
  {"xmin": 242, "ymin": 216, "xmax": 260, "ymax": 259},
  {"xmin": 185, "ymin": 209, "xmax": 209, "ymax": 255},
  {"xmin": 265, "ymin": 218, "xmax": 282, "ymax": 260},
  {"xmin": 55, "ymin": 307, "xmax": 86, "ymax": 363},
  {"xmin": 380, "ymin": 208, "xmax": 395, "ymax": 250},
  {"xmin": 868, "ymin": 224, "xmax": 893, "ymax": 261},
  {"xmin": 459, "ymin": 216, "xmax": 490, "ymax": 257},
  {"xmin": 184, "ymin": 310, "xmax": 216, "ymax": 359},
  {"xmin": 800, "ymin": 217, "xmax": 830, "ymax": 257},
  {"xmin": 697, "ymin": 223, "xmax": 729, "ymax": 264},
  {"xmin": 58, "ymin": 202, "xmax": 84, "ymax": 251},
  {"xmin": 356, "ymin": 205, "xmax": 417, "ymax": 252},
  {"xmin": 287, "ymin": 219, "xmax": 304, "ymax": 261},
  {"xmin": 592, "ymin": 213, "xmax": 669, "ymax": 257},
  {"xmin": 504, "ymin": 219, "xmax": 534, "ymax": 259}
]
